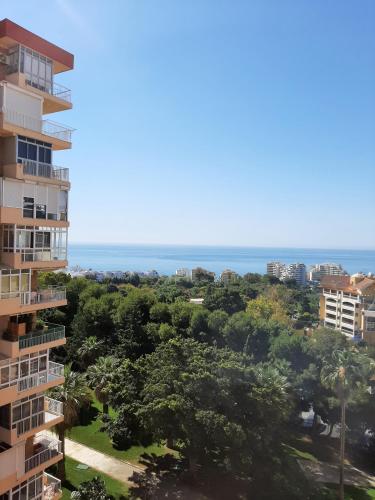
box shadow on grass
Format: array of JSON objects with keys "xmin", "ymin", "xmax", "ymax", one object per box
[
  {"xmin": 128, "ymin": 453, "xmax": 248, "ymax": 500},
  {"xmin": 78, "ymin": 402, "xmax": 100, "ymax": 426}
]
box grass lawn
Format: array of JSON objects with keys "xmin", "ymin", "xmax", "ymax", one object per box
[
  {"xmin": 67, "ymin": 391, "xmax": 171, "ymax": 465},
  {"xmin": 325, "ymin": 484, "xmax": 375, "ymax": 499},
  {"xmin": 283, "ymin": 443, "xmax": 318, "ymax": 462},
  {"xmin": 59, "ymin": 456, "xmax": 129, "ymax": 499}
]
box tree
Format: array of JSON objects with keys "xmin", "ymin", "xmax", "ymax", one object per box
[
  {"xmin": 71, "ymin": 476, "xmax": 112, "ymax": 499},
  {"xmin": 86, "ymin": 356, "xmax": 119, "ymax": 416},
  {"xmin": 77, "ymin": 336, "xmax": 104, "ymax": 369},
  {"xmin": 124, "ymin": 338, "xmax": 292, "ymax": 490},
  {"xmin": 204, "ymin": 285, "xmax": 246, "ymax": 314},
  {"xmin": 49, "ymin": 370, "xmax": 89, "ymax": 480},
  {"xmin": 321, "ymin": 348, "xmax": 374, "ymax": 500}
]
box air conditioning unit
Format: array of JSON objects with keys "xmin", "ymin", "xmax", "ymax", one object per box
[{"xmin": 0, "ymin": 54, "xmax": 9, "ymax": 65}]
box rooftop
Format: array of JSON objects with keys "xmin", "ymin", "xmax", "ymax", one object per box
[{"xmin": 0, "ymin": 18, "xmax": 74, "ymax": 72}]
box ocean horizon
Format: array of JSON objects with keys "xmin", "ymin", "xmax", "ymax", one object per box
[{"xmin": 67, "ymin": 244, "xmax": 375, "ymax": 276}]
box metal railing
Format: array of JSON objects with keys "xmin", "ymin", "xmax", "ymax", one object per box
[
  {"xmin": 21, "ymin": 158, "xmax": 69, "ymax": 181},
  {"xmin": 3, "ymin": 108, "xmax": 74, "ymax": 143},
  {"xmin": 48, "ymin": 361, "xmax": 64, "ymax": 380},
  {"xmin": 18, "ymin": 361, "xmax": 64, "ymax": 392},
  {"xmin": 52, "ymin": 81, "xmax": 72, "ymax": 103},
  {"xmin": 45, "ymin": 396, "xmax": 63, "ymax": 416},
  {"xmin": 25, "ymin": 78, "xmax": 72, "ymax": 104},
  {"xmin": 44, "ymin": 472, "xmax": 62, "ymax": 500},
  {"xmin": 25, "ymin": 434, "xmax": 62, "ymax": 472},
  {"xmin": 19, "ymin": 324, "xmax": 65, "ymax": 349},
  {"xmin": 22, "ymin": 287, "xmax": 67, "ymax": 306}
]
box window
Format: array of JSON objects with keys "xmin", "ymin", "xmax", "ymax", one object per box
[
  {"xmin": 17, "ymin": 136, "xmax": 52, "ymax": 166},
  {"xmin": 23, "ymin": 197, "xmax": 34, "ymax": 218},
  {"xmin": 35, "ymin": 204, "xmax": 46, "ymax": 219}
]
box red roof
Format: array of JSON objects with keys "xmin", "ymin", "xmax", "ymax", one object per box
[{"xmin": 0, "ymin": 18, "xmax": 74, "ymax": 72}]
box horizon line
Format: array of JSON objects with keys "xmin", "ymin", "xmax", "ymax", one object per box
[{"xmin": 68, "ymin": 241, "xmax": 375, "ymax": 252}]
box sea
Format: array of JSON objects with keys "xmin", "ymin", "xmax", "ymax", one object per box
[{"xmin": 68, "ymin": 244, "xmax": 375, "ymax": 276}]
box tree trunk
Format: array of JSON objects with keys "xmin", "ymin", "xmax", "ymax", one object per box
[
  {"xmin": 339, "ymin": 397, "xmax": 346, "ymax": 500},
  {"xmin": 103, "ymin": 402, "xmax": 109, "ymax": 416},
  {"xmin": 57, "ymin": 424, "xmax": 66, "ymax": 482},
  {"xmin": 166, "ymin": 436, "xmax": 173, "ymax": 449}
]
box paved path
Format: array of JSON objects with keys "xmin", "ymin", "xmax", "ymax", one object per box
[
  {"xmin": 299, "ymin": 459, "xmax": 375, "ymax": 487},
  {"xmin": 64, "ymin": 437, "xmax": 144, "ymax": 485},
  {"xmin": 43, "ymin": 431, "xmax": 144, "ymax": 486}
]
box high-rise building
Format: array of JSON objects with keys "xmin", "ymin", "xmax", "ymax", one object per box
[
  {"xmin": 220, "ymin": 269, "xmax": 238, "ymax": 284},
  {"xmin": 0, "ymin": 19, "xmax": 74, "ymax": 499},
  {"xmin": 267, "ymin": 261, "xmax": 306, "ymax": 286},
  {"xmin": 319, "ymin": 274, "xmax": 375, "ymax": 343},
  {"xmin": 266, "ymin": 261, "xmax": 283, "ymax": 278},
  {"xmin": 308, "ymin": 263, "xmax": 346, "ymax": 281}
]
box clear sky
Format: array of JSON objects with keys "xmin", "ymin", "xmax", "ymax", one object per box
[{"xmin": 3, "ymin": 1, "xmax": 375, "ymax": 248}]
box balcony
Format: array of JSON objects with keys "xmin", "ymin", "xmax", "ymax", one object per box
[
  {"xmin": 25, "ymin": 434, "xmax": 62, "ymax": 473},
  {"xmin": 44, "ymin": 472, "xmax": 63, "ymax": 500},
  {"xmin": 0, "ymin": 287, "xmax": 67, "ymax": 316},
  {"xmin": 21, "ymin": 158, "xmax": 69, "ymax": 182},
  {"xmin": 25, "ymin": 78, "xmax": 72, "ymax": 104},
  {"xmin": 19, "ymin": 324, "xmax": 66, "ymax": 350},
  {"xmin": 18, "ymin": 361, "xmax": 64, "ymax": 392},
  {"xmin": 1, "ymin": 108, "xmax": 74, "ymax": 150},
  {"xmin": 22, "ymin": 287, "xmax": 67, "ymax": 306}
]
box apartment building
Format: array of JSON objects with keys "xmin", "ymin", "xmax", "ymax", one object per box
[
  {"xmin": 220, "ymin": 269, "xmax": 238, "ymax": 284},
  {"xmin": 0, "ymin": 19, "xmax": 74, "ymax": 499},
  {"xmin": 308, "ymin": 263, "xmax": 346, "ymax": 281},
  {"xmin": 320, "ymin": 274, "xmax": 375, "ymax": 343},
  {"xmin": 267, "ymin": 261, "xmax": 307, "ymax": 286},
  {"xmin": 266, "ymin": 261, "xmax": 283, "ymax": 278}
]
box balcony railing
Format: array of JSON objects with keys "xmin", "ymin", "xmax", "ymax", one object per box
[
  {"xmin": 3, "ymin": 108, "xmax": 74, "ymax": 143},
  {"xmin": 19, "ymin": 324, "xmax": 65, "ymax": 349},
  {"xmin": 45, "ymin": 396, "xmax": 64, "ymax": 416},
  {"xmin": 25, "ymin": 434, "xmax": 62, "ymax": 472},
  {"xmin": 21, "ymin": 287, "xmax": 66, "ymax": 306},
  {"xmin": 18, "ymin": 361, "xmax": 64, "ymax": 392},
  {"xmin": 21, "ymin": 158, "xmax": 69, "ymax": 181},
  {"xmin": 44, "ymin": 472, "xmax": 62, "ymax": 500},
  {"xmin": 20, "ymin": 248, "xmax": 67, "ymax": 263},
  {"xmin": 25, "ymin": 78, "xmax": 72, "ymax": 104}
]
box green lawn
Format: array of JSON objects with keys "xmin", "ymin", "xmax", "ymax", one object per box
[
  {"xmin": 283, "ymin": 443, "xmax": 318, "ymax": 463},
  {"xmin": 60, "ymin": 456, "xmax": 129, "ymax": 499},
  {"xmin": 325, "ymin": 484, "xmax": 375, "ymax": 500},
  {"xmin": 67, "ymin": 391, "xmax": 170, "ymax": 464}
]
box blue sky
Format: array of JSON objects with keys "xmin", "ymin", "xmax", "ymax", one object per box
[{"xmin": 3, "ymin": 1, "xmax": 375, "ymax": 248}]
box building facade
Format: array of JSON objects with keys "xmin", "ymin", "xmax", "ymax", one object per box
[
  {"xmin": 267, "ymin": 261, "xmax": 307, "ymax": 286},
  {"xmin": 220, "ymin": 269, "xmax": 238, "ymax": 284},
  {"xmin": 319, "ymin": 274, "xmax": 375, "ymax": 343},
  {"xmin": 308, "ymin": 263, "xmax": 346, "ymax": 281},
  {"xmin": 0, "ymin": 19, "xmax": 74, "ymax": 499}
]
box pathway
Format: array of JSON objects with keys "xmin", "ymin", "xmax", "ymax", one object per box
[{"xmin": 299, "ymin": 459, "xmax": 375, "ymax": 488}]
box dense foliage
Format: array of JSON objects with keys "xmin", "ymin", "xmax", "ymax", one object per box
[{"xmin": 42, "ymin": 271, "xmax": 375, "ymax": 499}]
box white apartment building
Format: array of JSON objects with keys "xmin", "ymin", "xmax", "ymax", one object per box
[
  {"xmin": 320, "ymin": 274, "xmax": 375, "ymax": 343},
  {"xmin": 309, "ymin": 263, "xmax": 346, "ymax": 281}
]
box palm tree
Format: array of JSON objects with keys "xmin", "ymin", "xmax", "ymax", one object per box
[
  {"xmin": 86, "ymin": 356, "xmax": 118, "ymax": 416},
  {"xmin": 77, "ymin": 336, "xmax": 104, "ymax": 369},
  {"xmin": 321, "ymin": 348, "xmax": 373, "ymax": 500},
  {"xmin": 49, "ymin": 369, "xmax": 89, "ymax": 481}
]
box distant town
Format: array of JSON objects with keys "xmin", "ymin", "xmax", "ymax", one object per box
[{"xmin": 68, "ymin": 260, "xmax": 370, "ymax": 287}]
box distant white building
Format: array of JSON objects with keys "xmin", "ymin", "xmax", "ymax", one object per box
[
  {"xmin": 189, "ymin": 298, "xmax": 204, "ymax": 305},
  {"xmin": 267, "ymin": 261, "xmax": 307, "ymax": 286},
  {"xmin": 176, "ymin": 268, "xmax": 192, "ymax": 279},
  {"xmin": 267, "ymin": 262, "xmax": 284, "ymax": 278},
  {"xmin": 308, "ymin": 263, "xmax": 346, "ymax": 281}
]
